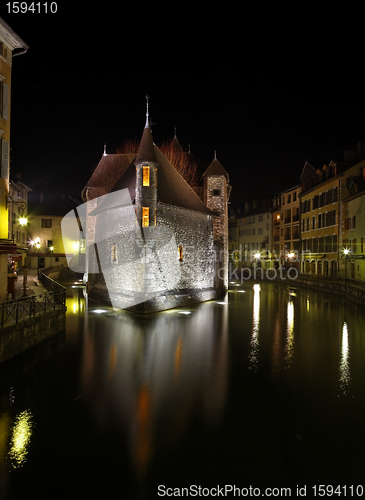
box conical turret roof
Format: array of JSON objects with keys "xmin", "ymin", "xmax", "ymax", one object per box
[
  {"xmin": 203, "ymin": 156, "xmax": 230, "ymax": 182},
  {"xmin": 135, "ymin": 125, "xmax": 157, "ymax": 163}
]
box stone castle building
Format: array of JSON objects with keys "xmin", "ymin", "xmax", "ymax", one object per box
[{"xmin": 80, "ymin": 110, "xmax": 231, "ymax": 312}]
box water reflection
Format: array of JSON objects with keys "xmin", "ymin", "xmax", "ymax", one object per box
[
  {"xmin": 249, "ymin": 283, "xmax": 260, "ymax": 371},
  {"xmin": 285, "ymin": 299, "xmax": 295, "ymax": 366},
  {"xmin": 339, "ymin": 321, "xmax": 351, "ymax": 396},
  {"xmin": 2, "ymin": 281, "xmax": 365, "ymax": 498},
  {"xmin": 8, "ymin": 409, "xmax": 33, "ymax": 468},
  {"xmin": 79, "ymin": 300, "xmax": 229, "ymax": 478}
]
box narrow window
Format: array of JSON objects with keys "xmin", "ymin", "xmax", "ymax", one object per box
[
  {"xmin": 143, "ymin": 166, "xmax": 150, "ymax": 186},
  {"xmin": 142, "ymin": 207, "xmax": 149, "ymax": 227},
  {"xmin": 212, "ymin": 189, "xmax": 221, "ymax": 196},
  {"xmin": 178, "ymin": 245, "xmax": 183, "ymax": 261},
  {"xmin": 111, "ymin": 245, "xmax": 117, "ymax": 263}
]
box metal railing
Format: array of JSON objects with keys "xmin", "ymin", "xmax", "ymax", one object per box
[{"xmin": 1, "ymin": 271, "xmax": 66, "ymax": 329}]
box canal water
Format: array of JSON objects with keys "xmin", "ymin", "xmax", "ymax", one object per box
[{"xmin": 1, "ymin": 281, "xmax": 365, "ymax": 499}]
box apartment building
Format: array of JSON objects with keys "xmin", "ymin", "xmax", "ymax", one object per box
[
  {"xmin": 340, "ymin": 158, "xmax": 365, "ymax": 280},
  {"xmin": 234, "ymin": 199, "xmax": 273, "ymax": 269},
  {"xmin": 273, "ymin": 185, "xmax": 301, "ymax": 269},
  {"xmin": 300, "ymin": 161, "xmax": 341, "ymax": 276}
]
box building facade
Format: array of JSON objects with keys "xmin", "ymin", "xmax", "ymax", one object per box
[
  {"xmin": 300, "ymin": 161, "xmax": 341, "ymax": 276},
  {"xmin": 340, "ymin": 158, "xmax": 365, "ymax": 280},
  {"xmin": 234, "ymin": 200, "xmax": 273, "ymax": 270},
  {"xmin": 8, "ymin": 176, "xmax": 31, "ymax": 270},
  {"xmin": 0, "ymin": 17, "xmax": 28, "ymax": 300},
  {"xmin": 27, "ymin": 194, "xmax": 82, "ymax": 272},
  {"xmin": 273, "ymin": 185, "xmax": 301, "ymax": 269}
]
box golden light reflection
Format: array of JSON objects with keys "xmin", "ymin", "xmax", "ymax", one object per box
[
  {"xmin": 174, "ymin": 336, "xmax": 183, "ymax": 379},
  {"xmin": 135, "ymin": 384, "xmax": 152, "ymax": 477},
  {"xmin": 285, "ymin": 300, "xmax": 295, "ymax": 365},
  {"xmin": 8, "ymin": 409, "xmax": 33, "ymax": 468},
  {"xmin": 67, "ymin": 295, "xmax": 85, "ymax": 314},
  {"xmin": 339, "ymin": 322, "xmax": 351, "ymax": 396},
  {"xmin": 249, "ymin": 284, "xmax": 261, "ymax": 371},
  {"xmin": 108, "ymin": 343, "xmax": 118, "ymax": 380}
]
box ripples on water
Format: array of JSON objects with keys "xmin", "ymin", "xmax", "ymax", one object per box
[{"xmin": 0, "ymin": 281, "xmax": 365, "ymax": 498}]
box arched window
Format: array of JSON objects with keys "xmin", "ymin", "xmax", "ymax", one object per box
[{"xmin": 178, "ymin": 245, "xmax": 183, "ymax": 262}]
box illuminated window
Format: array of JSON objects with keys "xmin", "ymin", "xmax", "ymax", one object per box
[
  {"xmin": 143, "ymin": 166, "xmax": 150, "ymax": 186},
  {"xmin": 178, "ymin": 245, "xmax": 183, "ymax": 261},
  {"xmin": 142, "ymin": 207, "xmax": 149, "ymax": 227},
  {"xmin": 111, "ymin": 244, "xmax": 117, "ymax": 263}
]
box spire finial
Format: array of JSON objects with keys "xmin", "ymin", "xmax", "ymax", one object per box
[
  {"xmin": 103, "ymin": 142, "xmax": 107, "ymax": 156},
  {"xmin": 214, "ymin": 150, "xmax": 217, "ymax": 160},
  {"xmin": 174, "ymin": 126, "xmax": 177, "ymax": 138},
  {"xmin": 145, "ymin": 95, "xmax": 150, "ymax": 128}
]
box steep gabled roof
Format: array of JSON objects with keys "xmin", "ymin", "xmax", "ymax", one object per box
[
  {"xmin": 83, "ymin": 153, "xmax": 135, "ymax": 196},
  {"xmin": 154, "ymin": 147, "xmax": 213, "ymax": 214},
  {"xmin": 84, "ymin": 121, "xmax": 216, "ymax": 216},
  {"xmin": 92, "ymin": 142, "xmax": 214, "ymax": 216}
]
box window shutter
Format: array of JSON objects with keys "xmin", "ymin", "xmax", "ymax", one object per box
[
  {"xmin": 1, "ymin": 139, "xmax": 9, "ymax": 179},
  {"xmin": 2, "ymin": 82, "xmax": 9, "ymax": 120}
]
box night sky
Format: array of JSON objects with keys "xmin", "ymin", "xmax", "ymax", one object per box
[{"xmin": 2, "ymin": 7, "xmax": 365, "ymax": 202}]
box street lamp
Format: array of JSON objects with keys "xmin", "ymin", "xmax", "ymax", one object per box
[{"xmin": 19, "ymin": 215, "xmax": 28, "ymax": 226}]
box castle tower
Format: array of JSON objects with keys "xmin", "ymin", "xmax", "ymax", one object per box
[
  {"xmin": 134, "ymin": 111, "xmax": 158, "ymax": 229},
  {"xmin": 202, "ymin": 154, "xmax": 231, "ymax": 292}
]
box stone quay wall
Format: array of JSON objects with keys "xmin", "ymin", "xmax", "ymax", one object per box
[{"xmin": 0, "ymin": 308, "xmax": 66, "ymax": 364}]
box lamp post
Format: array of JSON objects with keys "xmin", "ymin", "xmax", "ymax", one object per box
[
  {"xmin": 35, "ymin": 241, "xmax": 41, "ymax": 278},
  {"xmin": 49, "ymin": 246, "xmax": 54, "ymax": 267},
  {"xmin": 343, "ymin": 248, "xmax": 349, "ymax": 282},
  {"xmin": 8, "ymin": 198, "xmax": 27, "ymax": 240}
]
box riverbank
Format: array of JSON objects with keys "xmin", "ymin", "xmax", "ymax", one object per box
[
  {"xmin": 0, "ymin": 268, "xmax": 67, "ymax": 364},
  {"xmin": 230, "ymin": 267, "xmax": 365, "ymax": 305},
  {"xmin": 292, "ymin": 274, "xmax": 365, "ymax": 305}
]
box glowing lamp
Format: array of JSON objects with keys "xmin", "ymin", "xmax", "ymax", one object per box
[{"xmin": 19, "ymin": 216, "xmax": 28, "ymax": 226}]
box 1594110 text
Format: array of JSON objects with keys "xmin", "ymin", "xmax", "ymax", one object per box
[{"xmin": 5, "ymin": 2, "xmax": 57, "ymax": 13}]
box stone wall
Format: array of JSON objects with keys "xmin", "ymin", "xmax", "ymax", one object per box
[
  {"xmin": 86, "ymin": 201, "xmax": 218, "ymax": 312},
  {"xmin": 0, "ymin": 308, "xmax": 66, "ymax": 363},
  {"xmin": 157, "ymin": 203, "xmax": 215, "ymax": 291}
]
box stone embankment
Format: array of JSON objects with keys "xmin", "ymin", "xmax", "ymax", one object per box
[{"xmin": 0, "ymin": 267, "xmax": 67, "ymax": 364}]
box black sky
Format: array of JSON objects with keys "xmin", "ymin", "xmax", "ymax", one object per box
[{"xmin": 1, "ymin": 6, "xmax": 365, "ymax": 202}]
